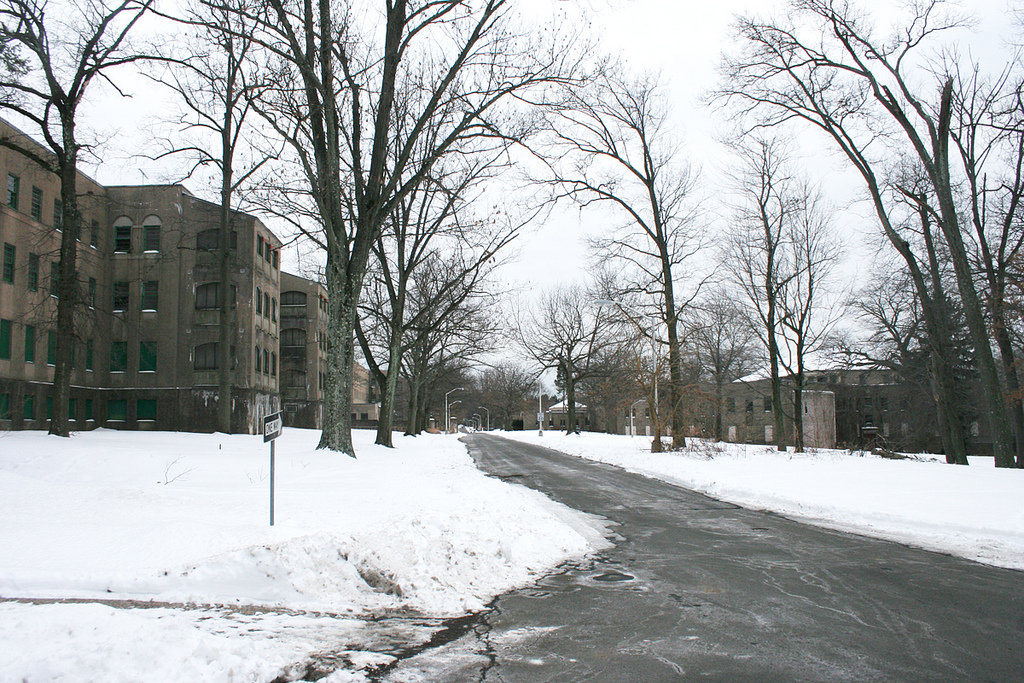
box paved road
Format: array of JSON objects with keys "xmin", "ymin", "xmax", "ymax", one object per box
[{"xmin": 379, "ymin": 434, "xmax": 1024, "ymax": 682}]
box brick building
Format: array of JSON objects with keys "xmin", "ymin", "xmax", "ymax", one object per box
[{"xmin": 0, "ymin": 118, "xmax": 373, "ymax": 434}]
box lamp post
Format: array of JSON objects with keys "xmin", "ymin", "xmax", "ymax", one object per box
[
  {"xmin": 473, "ymin": 413, "xmax": 481, "ymax": 431},
  {"xmin": 479, "ymin": 407, "xmax": 490, "ymax": 431},
  {"xmin": 596, "ymin": 299, "xmax": 662, "ymax": 452},
  {"xmin": 629, "ymin": 398, "xmax": 646, "ymax": 437},
  {"xmin": 538, "ymin": 379, "xmax": 544, "ymax": 437},
  {"xmin": 445, "ymin": 388, "xmax": 464, "ymax": 434}
]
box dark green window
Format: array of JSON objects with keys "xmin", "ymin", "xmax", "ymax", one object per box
[
  {"xmin": 141, "ymin": 281, "xmax": 158, "ymax": 311},
  {"xmin": 195, "ymin": 282, "xmax": 219, "ymax": 309},
  {"xmin": 85, "ymin": 338, "xmax": 93, "ymax": 371},
  {"xmin": 23, "ymin": 394, "xmax": 34, "ymax": 420},
  {"xmin": 114, "ymin": 223, "xmax": 131, "ymax": 252},
  {"xmin": 255, "ymin": 345, "xmax": 261, "ymax": 373},
  {"xmin": 49, "ymin": 262, "xmax": 58, "ymax": 297},
  {"xmin": 46, "ymin": 396, "xmax": 52, "ymax": 420},
  {"xmin": 139, "ymin": 341, "xmax": 156, "ymax": 372},
  {"xmin": 84, "ymin": 398, "xmax": 93, "ymax": 421},
  {"xmin": 113, "ymin": 281, "xmax": 129, "ymax": 311},
  {"xmin": 0, "ymin": 318, "xmax": 10, "ymax": 359},
  {"xmin": 2, "ymin": 243, "xmax": 13, "ymax": 283},
  {"xmin": 107, "ymin": 399, "xmax": 127, "ymax": 421},
  {"xmin": 47, "ymin": 331, "xmax": 56, "ymax": 365},
  {"xmin": 110, "ymin": 341, "xmax": 127, "ymax": 372},
  {"xmin": 194, "ymin": 342, "xmax": 218, "ymax": 370},
  {"xmin": 90, "ymin": 220, "xmax": 98, "ymax": 247},
  {"xmin": 88, "ymin": 278, "xmax": 96, "ymax": 308},
  {"xmin": 143, "ymin": 223, "xmax": 160, "ymax": 252},
  {"xmin": 7, "ymin": 173, "xmax": 19, "ymax": 208},
  {"xmin": 137, "ymin": 399, "xmax": 156, "ymax": 421},
  {"xmin": 68, "ymin": 397, "xmax": 76, "ymax": 421},
  {"xmin": 52, "ymin": 198, "xmax": 62, "ymax": 230},
  {"xmin": 30, "ymin": 186, "xmax": 42, "ymax": 220},
  {"xmin": 24, "ymin": 325, "xmax": 34, "ymax": 363},
  {"xmin": 0, "ymin": 393, "xmax": 9, "ymax": 420},
  {"xmin": 27, "ymin": 253, "xmax": 38, "ymax": 291}
]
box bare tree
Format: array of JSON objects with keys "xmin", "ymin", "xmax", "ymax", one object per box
[
  {"xmin": 716, "ymin": 0, "xmax": 1017, "ymax": 466},
  {"xmin": 515, "ymin": 283, "xmax": 616, "ymax": 435},
  {"xmin": 477, "ymin": 361, "xmax": 535, "ymax": 431},
  {"xmin": 221, "ymin": 0, "xmax": 581, "ymax": 456},
  {"xmin": 149, "ymin": 0, "xmax": 276, "ymax": 433},
  {"xmin": 536, "ymin": 65, "xmax": 705, "ymax": 448},
  {"xmin": 688, "ymin": 288, "xmax": 759, "ymax": 442},
  {"xmin": 0, "ymin": 0, "xmax": 154, "ymax": 436},
  {"xmin": 722, "ymin": 137, "xmax": 795, "ymax": 451}
]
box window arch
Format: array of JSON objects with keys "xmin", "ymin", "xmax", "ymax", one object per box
[
  {"xmin": 281, "ymin": 290, "xmax": 306, "ymax": 306},
  {"xmin": 195, "ymin": 282, "xmax": 220, "ymax": 309},
  {"xmin": 194, "ymin": 342, "xmax": 218, "ymax": 370}
]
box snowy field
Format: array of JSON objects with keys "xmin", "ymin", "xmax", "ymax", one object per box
[
  {"xmin": 0, "ymin": 428, "xmax": 610, "ymax": 682},
  {"xmin": 3, "ymin": 428, "xmax": 1023, "ymax": 682},
  {"xmin": 502, "ymin": 430, "xmax": 1024, "ymax": 571}
]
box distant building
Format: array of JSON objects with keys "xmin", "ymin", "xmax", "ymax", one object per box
[{"xmin": 719, "ymin": 378, "xmax": 836, "ymax": 449}]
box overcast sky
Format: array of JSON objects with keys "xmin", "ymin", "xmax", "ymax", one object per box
[{"xmin": 68, "ymin": 0, "xmax": 1020, "ymax": 295}]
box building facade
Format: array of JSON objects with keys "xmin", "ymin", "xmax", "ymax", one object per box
[{"xmin": 0, "ymin": 118, "xmax": 374, "ymax": 434}]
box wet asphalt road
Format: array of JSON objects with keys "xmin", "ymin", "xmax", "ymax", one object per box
[{"xmin": 380, "ymin": 434, "xmax": 1024, "ymax": 682}]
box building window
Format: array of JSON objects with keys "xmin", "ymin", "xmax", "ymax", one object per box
[
  {"xmin": 90, "ymin": 220, "xmax": 98, "ymax": 247},
  {"xmin": 263, "ymin": 349, "xmax": 269, "ymax": 375},
  {"xmin": 49, "ymin": 262, "xmax": 59, "ymax": 298},
  {"xmin": 107, "ymin": 399, "xmax": 127, "ymax": 422},
  {"xmin": 0, "ymin": 393, "xmax": 8, "ymax": 420},
  {"xmin": 255, "ymin": 287, "xmax": 262, "ymax": 315},
  {"xmin": 27, "ymin": 253, "xmax": 38, "ymax": 291},
  {"xmin": 254, "ymin": 345, "xmax": 261, "ymax": 373},
  {"xmin": 85, "ymin": 398, "xmax": 93, "ymax": 421},
  {"xmin": 281, "ymin": 328, "xmax": 306, "ymax": 347},
  {"xmin": 110, "ymin": 341, "xmax": 127, "ymax": 372},
  {"xmin": 764, "ymin": 398, "xmax": 772, "ymax": 412},
  {"xmin": 141, "ymin": 281, "xmax": 158, "ymax": 311},
  {"xmin": 113, "ymin": 222, "xmax": 131, "ymax": 252},
  {"xmin": 47, "ymin": 331, "xmax": 56, "ymax": 365},
  {"xmin": 142, "ymin": 219, "xmax": 160, "ymax": 252},
  {"xmin": 272, "ymin": 250, "xmax": 279, "ymax": 269},
  {"xmin": 7, "ymin": 173, "xmax": 19, "ymax": 209},
  {"xmin": 137, "ymin": 399, "xmax": 156, "ymax": 421},
  {"xmin": 195, "ymin": 282, "xmax": 220, "ymax": 309},
  {"xmin": 0, "ymin": 318, "xmax": 10, "ymax": 359},
  {"xmin": 270, "ymin": 297, "xmax": 276, "ymax": 322},
  {"xmin": 270, "ymin": 352, "xmax": 276, "ymax": 376},
  {"xmin": 0, "ymin": 242, "xmax": 13, "ymax": 282},
  {"xmin": 23, "ymin": 394, "xmax": 34, "ymax": 420},
  {"xmin": 726, "ymin": 397, "xmax": 736, "ymax": 412},
  {"xmin": 30, "ymin": 186, "xmax": 42, "ymax": 220},
  {"xmin": 194, "ymin": 342, "xmax": 218, "ymax": 370},
  {"xmin": 139, "ymin": 341, "xmax": 157, "ymax": 372},
  {"xmin": 257, "ymin": 236, "xmax": 264, "ymax": 258},
  {"xmin": 765, "ymin": 425, "xmax": 774, "ymax": 443},
  {"xmin": 2, "ymin": 243, "xmax": 14, "ymax": 283},
  {"xmin": 112, "ymin": 281, "xmax": 129, "ymax": 312},
  {"xmin": 264, "ymin": 292, "xmax": 270, "ymax": 319},
  {"xmin": 52, "ymin": 198, "xmax": 62, "ymax": 230},
  {"xmin": 86, "ymin": 338, "xmax": 93, "ymax": 371},
  {"xmin": 88, "ymin": 277, "xmax": 96, "ymax": 308},
  {"xmin": 197, "ymin": 228, "xmax": 238, "ymax": 251},
  {"xmin": 68, "ymin": 397, "xmax": 76, "ymax": 421},
  {"xmin": 24, "ymin": 325, "xmax": 34, "ymax": 363}
]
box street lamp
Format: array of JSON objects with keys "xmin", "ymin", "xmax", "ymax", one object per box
[
  {"xmin": 629, "ymin": 398, "xmax": 646, "ymax": 437},
  {"xmin": 445, "ymin": 388, "xmax": 464, "ymax": 434},
  {"xmin": 473, "ymin": 413, "xmax": 481, "ymax": 431},
  {"xmin": 538, "ymin": 378, "xmax": 545, "ymax": 437},
  {"xmin": 595, "ymin": 299, "xmax": 662, "ymax": 452},
  {"xmin": 479, "ymin": 406, "xmax": 490, "ymax": 431}
]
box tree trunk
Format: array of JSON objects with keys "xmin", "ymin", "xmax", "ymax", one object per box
[
  {"xmin": 317, "ymin": 255, "xmax": 356, "ymax": 456},
  {"xmin": 374, "ymin": 328, "xmax": 403, "ymax": 447},
  {"xmin": 49, "ymin": 140, "xmax": 80, "ymax": 438},
  {"xmin": 216, "ymin": 137, "xmax": 234, "ymax": 433}
]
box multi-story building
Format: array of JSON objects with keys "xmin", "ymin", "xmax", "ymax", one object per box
[{"xmin": 0, "ymin": 117, "xmax": 375, "ymax": 434}]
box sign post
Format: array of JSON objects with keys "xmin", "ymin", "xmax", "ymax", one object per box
[{"xmin": 263, "ymin": 412, "xmax": 283, "ymax": 526}]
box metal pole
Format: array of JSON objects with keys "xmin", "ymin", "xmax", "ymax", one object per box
[
  {"xmin": 269, "ymin": 440, "xmax": 276, "ymax": 527},
  {"xmin": 538, "ymin": 381, "xmax": 544, "ymax": 437}
]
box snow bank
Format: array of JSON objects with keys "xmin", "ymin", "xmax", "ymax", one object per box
[
  {"xmin": 0, "ymin": 428, "xmax": 610, "ymax": 682},
  {"xmin": 500, "ymin": 431, "xmax": 1024, "ymax": 570}
]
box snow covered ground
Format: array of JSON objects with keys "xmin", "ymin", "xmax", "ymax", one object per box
[
  {"xmin": 3, "ymin": 427, "xmax": 1022, "ymax": 682},
  {"xmin": 0, "ymin": 428, "xmax": 610, "ymax": 682},
  {"xmin": 501, "ymin": 430, "xmax": 1024, "ymax": 571}
]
